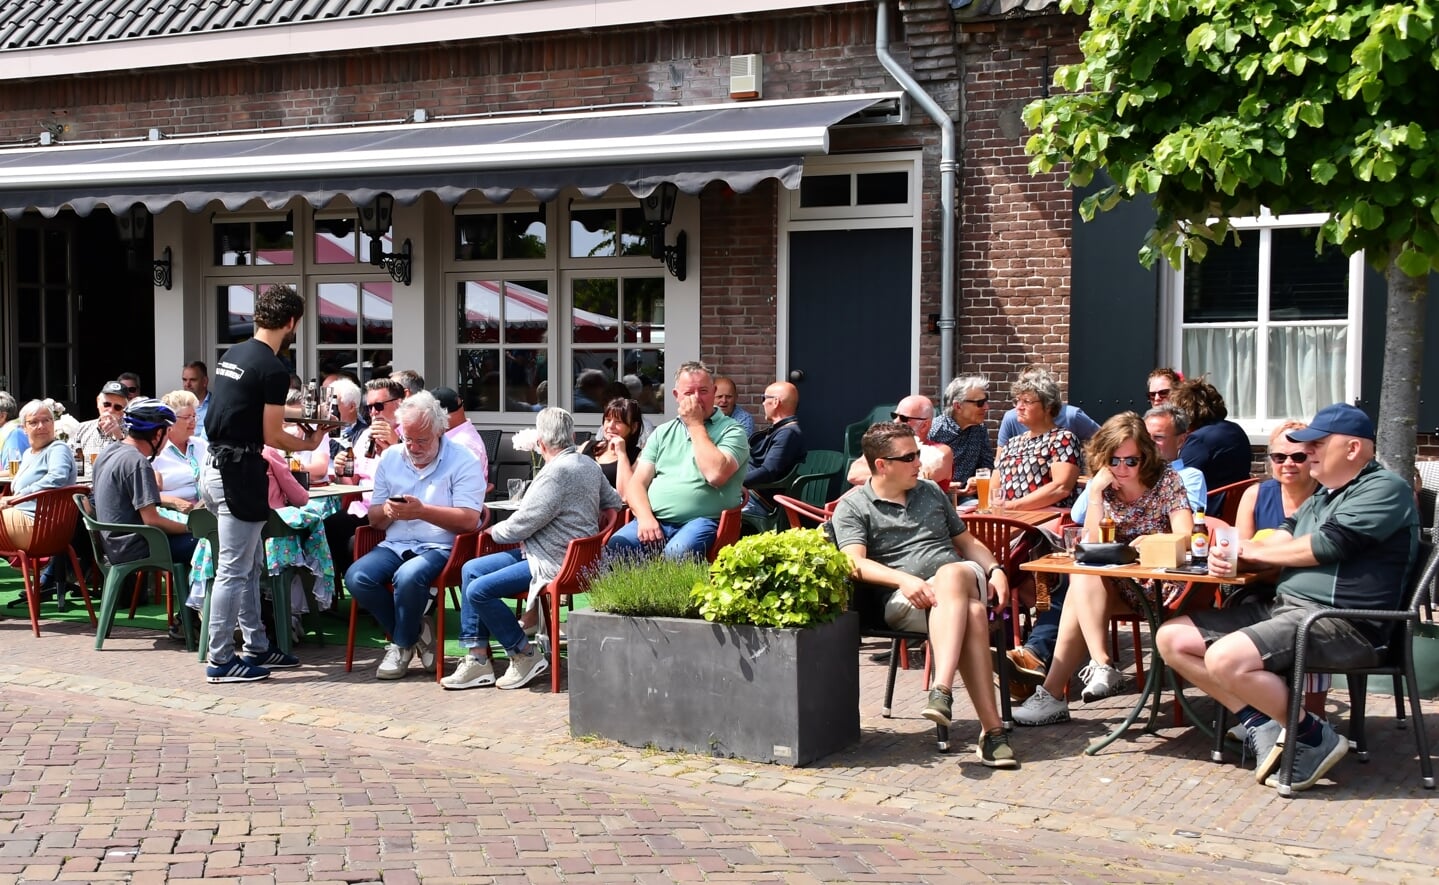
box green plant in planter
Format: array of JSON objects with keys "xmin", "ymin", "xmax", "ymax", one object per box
[
  {"xmin": 695, "ymin": 529, "xmax": 852, "ymax": 628},
  {"xmin": 587, "ymin": 553, "xmax": 706, "ymax": 619}
]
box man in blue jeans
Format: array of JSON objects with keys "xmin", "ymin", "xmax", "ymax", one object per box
[
  {"xmin": 442, "ymin": 407, "xmax": 622, "ymax": 691},
  {"xmin": 604, "ymin": 360, "xmax": 748, "ymax": 560},
  {"xmin": 345, "ymin": 392, "xmax": 484, "ymax": 681}
]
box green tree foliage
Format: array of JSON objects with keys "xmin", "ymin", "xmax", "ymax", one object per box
[{"xmin": 1024, "ymin": 0, "xmax": 1439, "ymax": 472}]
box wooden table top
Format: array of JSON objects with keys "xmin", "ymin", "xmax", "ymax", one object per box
[
  {"xmin": 1019, "ymin": 552, "xmax": 1260, "ymax": 586},
  {"xmin": 959, "ymin": 507, "xmax": 1065, "ymax": 528}
]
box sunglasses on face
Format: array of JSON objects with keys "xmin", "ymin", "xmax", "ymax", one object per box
[
  {"xmin": 99, "ymin": 402, "xmax": 125, "ymax": 411},
  {"xmin": 1269, "ymin": 451, "xmax": 1309, "ymax": 464},
  {"xmin": 891, "ymin": 412, "xmax": 923, "ymax": 424},
  {"xmin": 1148, "ymin": 389, "xmax": 1171, "ymax": 401},
  {"xmin": 122, "ymin": 386, "xmax": 138, "ymax": 394},
  {"xmin": 365, "ymin": 397, "xmax": 399, "ymax": 412},
  {"xmin": 1109, "ymin": 456, "xmax": 1141, "ymax": 468},
  {"xmin": 964, "ymin": 397, "xmax": 989, "ymax": 407},
  {"xmin": 880, "ymin": 450, "xmax": 921, "ymax": 463}
]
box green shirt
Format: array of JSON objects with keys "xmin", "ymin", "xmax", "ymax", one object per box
[
  {"xmin": 1278, "ymin": 459, "xmax": 1418, "ymax": 613},
  {"xmin": 640, "ymin": 409, "xmax": 750, "ymax": 524}
]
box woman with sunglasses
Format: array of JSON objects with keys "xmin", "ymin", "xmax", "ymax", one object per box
[
  {"xmin": 1230, "ymin": 420, "xmax": 1330, "ymax": 720},
  {"xmin": 1014, "ymin": 412, "xmax": 1193, "ymax": 725}
]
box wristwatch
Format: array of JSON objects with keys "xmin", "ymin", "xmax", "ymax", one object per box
[{"xmin": 987, "ymin": 564, "xmax": 1003, "ymax": 579}]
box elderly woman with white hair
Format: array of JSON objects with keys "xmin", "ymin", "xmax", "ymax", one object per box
[
  {"xmin": 442, "ymin": 407, "xmax": 624, "ymax": 692},
  {"xmin": 0, "ymin": 399, "xmax": 77, "ymax": 547}
]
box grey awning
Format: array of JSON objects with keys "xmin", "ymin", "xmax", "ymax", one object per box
[{"xmin": 0, "ymin": 94, "xmax": 899, "ymax": 218}]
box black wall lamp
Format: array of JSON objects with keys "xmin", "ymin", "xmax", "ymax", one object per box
[
  {"xmin": 115, "ymin": 205, "xmax": 172, "ymax": 290},
  {"xmin": 358, "ymin": 192, "xmax": 412, "ymax": 285},
  {"xmin": 640, "ymin": 182, "xmax": 687, "ymax": 281}
]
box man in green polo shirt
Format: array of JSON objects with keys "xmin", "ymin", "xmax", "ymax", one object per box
[{"xmin": 605, "ymin": 360, "xmax": 749, "ymax": 560}]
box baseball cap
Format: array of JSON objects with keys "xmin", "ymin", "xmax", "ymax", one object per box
[
  {"xmin": 1286, "ymin": 403, "xmax": 1375, "ymax": 442},
  {"xmin": 431, "ymin": 386, "xmax": 463, "ymax": 414},
  {"xmin": 100, "ymin": 380, "xmax": 127, "ymax": 396}
]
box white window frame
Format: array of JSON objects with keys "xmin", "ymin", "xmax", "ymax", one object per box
[{"xmin": 1159, "ymin": 209, "xmax": 1365, "ymax": 440}]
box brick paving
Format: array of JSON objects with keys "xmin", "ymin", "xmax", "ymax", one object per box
[{"xmin": 1, "ymin": 614, "xmax": 1436, "ymax": 882}]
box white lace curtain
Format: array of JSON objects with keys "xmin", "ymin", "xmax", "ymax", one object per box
[{"xmin": 1183, "ymin": 325, "xmax": 1346, "ymax": 421}]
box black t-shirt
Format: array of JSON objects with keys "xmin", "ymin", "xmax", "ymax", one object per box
[{"xmin": 206, "ymin": 337, "xmax": 290, "ymax": 446}]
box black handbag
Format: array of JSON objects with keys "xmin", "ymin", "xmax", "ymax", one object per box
[{"xmin": 1075, "ymin": 541, "xmax": 1138, "ymax": 566}]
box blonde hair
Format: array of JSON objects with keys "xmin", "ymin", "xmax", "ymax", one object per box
[
  {"xmin": 1268, "ymin": 420, "xmax": 1307, "ymax": 449},
  {"xmin": 160, "ymin": 389, "xmax": 198, "ymax": 412}
]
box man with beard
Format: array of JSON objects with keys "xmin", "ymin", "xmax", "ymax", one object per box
[{"xmin": 201, "ymin": 284, "xmax": 327, "ymax": 683}]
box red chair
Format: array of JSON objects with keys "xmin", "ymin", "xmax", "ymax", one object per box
[
  {"xmin": 773, "ymin": 494, "xmax": 829, "ymax": 530},
  {"xmin": 0, "ymin": 485, "xmax": 94, "ymax": 637},
  {"xmin": 344, "ymin": 513, "xmax": 488, "ymax": 683},
  {"xmin": 963, "ymin": 514, "xmax": 1050, "ymax": 646},
  {"xmin": 1208, "ymin": 477, "xmax": 1261, "ymax": 526},
  {"xmin": 536, "ymin": 507, "xmax": 622, "ymax": 692},
  {"xmin": 706, "ymin": 500, "xmax": 745, "ymax": 563}
]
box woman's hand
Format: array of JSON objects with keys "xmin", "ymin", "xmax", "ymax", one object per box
[{"xmin": 1088, "ymin": 467, "xmax": 1114, "ymax": 495}]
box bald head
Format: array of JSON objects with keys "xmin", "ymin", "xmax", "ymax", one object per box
[
  {"xmin": 762, "ymin": 381, "xmax": 798, "ymax": 422},
  {"xmin": 894, "ymin": 394, "xmax": 936, "ymax": 437}
]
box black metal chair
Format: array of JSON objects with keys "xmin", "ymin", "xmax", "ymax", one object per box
[{"xmin": 1268, "ymin": 541, "xmax": 1437, "ymax": 796}]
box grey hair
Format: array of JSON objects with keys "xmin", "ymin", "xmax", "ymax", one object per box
[
  {"xmin": 1143, "ymin": 403, "xmax": 1190, "ymax": 434},
  {"xmin": 0, "ymin": 391, "xmax": 17, "ymax": 419},
  {"xmin": 1012, "ymin": 367, "xmax": 1062, "ymax": 419},
  {"xmin": 535, "ymin": 407, "xmax": 575, "ymax": 450},
  {"xmin": 328, "ymin": 378, "xmax": 361, "ymax": 410},
  {"xmin": 673, "ymin": 360, "xmax": 714, "ymax": 385},
  {"xmin": 943, "ymin": 374, "xmax": 989, "ymax": 410},
  {"xmin": 395, "ymin": 391, "xmax": 447, "ymax": 436},
  {"xmin": 17, "ymin": 399, "xmax": 50, "ymax": 425}
]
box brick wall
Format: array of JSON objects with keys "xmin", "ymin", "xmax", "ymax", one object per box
[
  {"xmin": 699, "ymin": 181, "xmax": 779, "ymax": 398},
  {"xmin": 954, "ymin": 14, "xmax": 1084, "ymax": 408}
]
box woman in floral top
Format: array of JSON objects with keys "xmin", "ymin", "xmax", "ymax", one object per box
[
  {"xmin": 993, "ymin": 368, "xmax": 1081, "ymax": 510},
  {"xmin": 1014, "ymin": 412, "xmax": 1194, "ymax": 727}
]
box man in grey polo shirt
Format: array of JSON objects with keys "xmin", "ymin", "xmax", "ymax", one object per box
[{"xmin": 830, "ymin": 421, "xmax": 1018, "ymax": 769}]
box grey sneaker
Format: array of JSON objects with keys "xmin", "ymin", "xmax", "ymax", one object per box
[
  {"xmin": 921, "ymin": 687, "xmax": 953, "ymax": 727},
  {"xmin": 496, "ymin": 645, "xmax": 549, "ymax": 690},
  {"xmin": 440, "ymin": 654, "xmax": 495, "ymax": 690},
  {"xmin": 978, "ymin": 728, "xmax": 1019, "ymax": 769},
  {"xmin": 376, "ymin": 643, "xmax": 413, "ymax": 680},
  {"xmin": 1078, "ymin": 662, "xmax": 1123, "ymax": 702},
  {"xmin": 1266, "ymin": 720, "xmax": 1348, "ymax": 792},
  {"xmin": 417, "ymin": 619, "xmax": 437, "ymax": 673},
  {"xmin": 1246, "ymin": 719, "xmax": 1285, "ymax": 784},
  {"xmin": 1013, "ymin": 685, "xmax": 1070, "ymax": 726}
]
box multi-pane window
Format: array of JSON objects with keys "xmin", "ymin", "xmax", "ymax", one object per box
[
  {"xmin": 570, "ymin": 276, "xmax": 665, "ymax": 414},
  {"xmin": 455, "ymin": 278, "xmax": 550, "ymax": 412},
  {"xmin": 1173, "ymin": 213, "xmax": 1360, "ymax": 423},
  {"xmin": 214, "ymin": 282, "xmax": 299, "ymax": 368}
]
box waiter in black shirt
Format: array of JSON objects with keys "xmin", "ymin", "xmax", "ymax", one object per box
[{"xmin": 200, "ymin": 284, "xmax": 326, "ymax": 683}]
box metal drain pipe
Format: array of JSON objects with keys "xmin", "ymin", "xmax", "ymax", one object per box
[{"xmin": 875, "ymin": 0, "xmax": 958, "ymax": 391}]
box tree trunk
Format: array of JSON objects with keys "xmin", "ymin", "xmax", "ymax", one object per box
[{"xmin": 1376, "ymin": 252, "xmax": 1427, "ymax": 481}]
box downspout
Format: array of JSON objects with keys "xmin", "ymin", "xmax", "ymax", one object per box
[{"xmin": 875, "ymin": 0, "xmax": 957, "ymax": 392}]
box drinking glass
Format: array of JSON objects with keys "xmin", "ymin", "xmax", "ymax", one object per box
[
  {"xmin": 973, "ymin": 469, "xmax": 992, "ymax": 514},
  {"xmin": 1061, "ymin": 525, "xmax": 1082, "ymax": 558},
  {"xmin": 507, "ymin": 478, "xmax": 527, "ymax": 501},
  {"xmin": 990, "ymin": 466, "xmax": 1007, "ymax": 513}
]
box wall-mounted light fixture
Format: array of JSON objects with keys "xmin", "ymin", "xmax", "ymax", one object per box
[
  {"xmin": 357, "ymin": 192, "xmax": 412, "ymax": 285},
  {"xmin": 640, "ymin": 182, "xmax": 687, "ymax": 281},
  {"xmin": 114, "ymin": 205, "xmax": 172, "ymax": 290}
]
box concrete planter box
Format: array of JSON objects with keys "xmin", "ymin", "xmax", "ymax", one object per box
[{"xmin": 568, "ymin": 610, "xmax": 860, "ymax": 766}]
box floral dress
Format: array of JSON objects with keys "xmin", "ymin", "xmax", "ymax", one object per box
[
  {"xmin": 995, "ymin": 427, "xmax": 1081, "ymax": 508},
  {"xmin": 184, "ymin": 497, "xmax": 341, "ymax": 614},
  {"xmin": 1097, "ymin": 468, "xmax": 1190, "ymax": 607}
]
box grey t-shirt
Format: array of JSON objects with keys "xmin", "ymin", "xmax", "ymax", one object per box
[
  {"xmin": 830, "ymin": 479, "xmax": 966, "ymax": 579},
  {"xmin": 93, "ymin": 442, "xmax": 162, "ymax": 564}
]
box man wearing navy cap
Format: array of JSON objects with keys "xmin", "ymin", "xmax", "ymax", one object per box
[{"xmin": 1158, "ymin": 403, "xmax": 1418, "ymax": 792}]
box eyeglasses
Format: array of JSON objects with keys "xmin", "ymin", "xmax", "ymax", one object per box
[
  {"xmin": 121, "ymin": 385, "xmax": 138, "ymax": 395},
  {"xmin": 1269, "ymin": 451, "xmax": 1309, "ymax": 464},
  {"xmin": 1109, "ymin": 456, "xmax": 1141, "ymax": 468},
  {"xmin": 99, "ymin": 402, "xmax": 125, "ymax": 411},
  {"xmin": 365, "ymin": 397, "xmax": 399, "ymax": 413},
  {"xmin": 879, "ymin": 450, "xmax": 921, "ymax": 463},
  {"xmin": 1148, "ymin": 389, "xmax": 1172, "ymax": 401},
  {"xmin": 964, "ymin": 397, "xmax": 989, "ymax": 407},
  {"xmin": 890, "ymin": 412, "xmax": 923, "ymax": 424},
  {"xmin": 761, "ymin": 394, "xmax": 779, "ymax": 402}
]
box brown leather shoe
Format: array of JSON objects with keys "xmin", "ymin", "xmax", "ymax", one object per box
[
  {"xmin": 1007, "ymin": 646, "xmax": 1047, "ymax": 682},
  {"xmin": 1009, "ymin": 679, "xmax": 1036, "ymax": 702}
]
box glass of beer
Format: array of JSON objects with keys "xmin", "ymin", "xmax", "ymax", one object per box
[{"xmin": 974, "ymin": 469, "xmax": 992, "ymax": 513}]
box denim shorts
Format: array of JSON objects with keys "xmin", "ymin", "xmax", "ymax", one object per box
[{"xmin": 1188, "ymin": 595, "xmax": 1382, "ymax": 674}]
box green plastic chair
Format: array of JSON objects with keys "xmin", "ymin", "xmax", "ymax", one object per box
[
  {"xmin": 841, "ymin": 404, "xmax": 897, "ymax": 461},
  {"xmin": 741, "ymin": 448, "xmax": 847, "ymax": 534},
  {"xmin": 75, "ymin": 493, "xmax": 190, "ymax": 651}
]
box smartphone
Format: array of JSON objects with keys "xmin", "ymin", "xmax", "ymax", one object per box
[{"xmin": 390, "ymin": 494, "xmax": 410, "ymax": 504}]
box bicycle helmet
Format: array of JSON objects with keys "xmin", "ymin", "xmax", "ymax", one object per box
[{"xmin": 122, "ymin": 397, "xmax": 176, "ymax": 434}]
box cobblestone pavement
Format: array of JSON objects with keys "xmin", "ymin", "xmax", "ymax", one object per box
[{"xmin": 1, "ymin": 615, "xmax": 1436, "ymax": 882}]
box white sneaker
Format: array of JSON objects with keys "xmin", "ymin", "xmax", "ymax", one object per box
[
  {"xmin": 417, "ymin": 619, "xmax": 437, "ymax": 672},
  {"xmin": 496, "ymin": 645, "xmax": 550, "ymax": 690},
  {"xmin": 440, "ymin": 654, "xmax": 495, "ymax": 690},
  {"xmin": 1013, "ymin": 685, "xmax": 1070, "ymax": 726},
  {"xmin": 1078, "ymin": 662, "xmax": 1124, "ymax": 702},
  {"xmin": 376, "ymin": 643, "xmax": 413, "ymax": 680}
]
